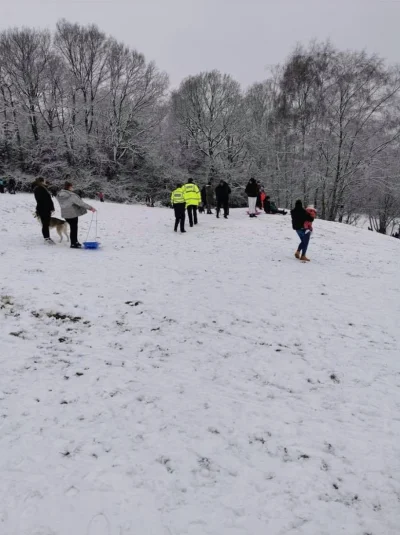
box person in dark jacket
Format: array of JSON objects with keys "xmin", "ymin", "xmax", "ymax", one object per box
[
  {"xmin": 34, "ymin": 177, "xmax": 55, "ymax": 244},
  {"xmin": 291, "ymin": 199, "xmax": 314, "ymax": 261},
  {"xmin": 7, "ymin": 178, "xmax": 16, "ymax": 194},
  {"xmin": 264, "ymin": 196, "xmax": 287, "ymax": 215},
  {"xmin": 204, "ymin": 182, "xmax": 215, "ymax": 214},
  {"xmin": 245, "ymin": 178, "xmax": 259, "ymax": 217},
  {"xmin": 215, "ymin": 180, "xmax": 231, "ymax": 219}
]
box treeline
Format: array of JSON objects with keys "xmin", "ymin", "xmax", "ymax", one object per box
[{"xmin": 1, "ymin": 21, "xmax": 400, "ymax": 233}]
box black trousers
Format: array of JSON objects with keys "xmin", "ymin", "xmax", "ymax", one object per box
[
  {"xmin": 38, "ymin": 211, "xmax": 51, "ymax": 239},
  {"xmin": 173, "ymin": 203, "xmax": 186, "ymax": 232},
  {"xmin": 66, "ymin": 217, "xmax": 79, "ymax": 245},
  {"xmin": 187, "ymin": 205, "xmax": 198, "ymax": 226},
  {"xmin": 217, "ymin": 200, "xmax": 229, "ymax": 217}
]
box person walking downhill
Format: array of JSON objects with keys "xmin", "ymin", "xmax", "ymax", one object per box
[
  {"xmin": 171, "ymin": 183, "xmax": 186, "ymax": 233},
  {"xmin": 183, "ymin": 178, "xmax": 201, "ymax": 227},
  {"xmin": 245, "ymin": 178, "xmax": 259, "ymax": 218},
  {"xmin": 57, "ymin": 181, "xmax": 96, "ymax": 249},
  {"xmin": 215, "ymin": 180, "xmax": 231, "ymax": 219},
  {"xmin": 291, "ymin": 199, "xmax": 315, "ymax": 262},
  {"xmin": 34, "ymin": 177, "xmax": 55, "ymax": 244}
]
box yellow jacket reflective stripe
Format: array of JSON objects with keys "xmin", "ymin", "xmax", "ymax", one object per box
[
  {"xmin": 183, "ymin": 183, "xmax": 201, "ymax": 206},
  {"xmin": 171, "ymin": 187, "xmax": 186, "ymax": 204}
]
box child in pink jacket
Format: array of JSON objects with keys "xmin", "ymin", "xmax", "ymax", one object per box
[{"xmin": 304, "ymin": 206, "xmax": 317, "ymax": 233}]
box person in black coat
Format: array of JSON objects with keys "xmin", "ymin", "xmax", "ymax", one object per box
[
  {"xmin": 291, "ymin": 199, "xmax": 314, "ymax": 261},
  {"xmin": 8, "ymin": 178, "xmax": 16, "ymax": 194},
  {"xmin": 34, "ymin": 177, "xmax": 55, "ymax": 243},
  {"xmin": 245, "ymin": 178, "xmax": 259, "ymax": 218},
  {"xmin": 215, "ymin": 180, "xmax": 231, "ymax": 219}
]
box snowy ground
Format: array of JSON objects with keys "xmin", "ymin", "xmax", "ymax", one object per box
[{"xmin": 0, "ymin": 194, "xmax": 399, "ymax": 535}]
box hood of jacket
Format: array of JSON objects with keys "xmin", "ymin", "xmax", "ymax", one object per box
[
  {"xmin": 58, "ymin": 189, "xmax": 74, "ymax": 201},
  {"xmin": 57, "ymin": 189, "xmax": 88, "ymax": 219}
]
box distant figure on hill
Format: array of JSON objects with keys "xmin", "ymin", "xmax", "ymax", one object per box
[
  {"xmin": 245, "ymin": 178, "xmax": 259, "ymax": 218},
  {"xmin": 145, "ymin": 195, "xmax": 154, "ymax": 207},
  {"xmin": 200, "ymin": 185, "xmax": 207, "ymax": 212},
  {"xmin": 183, "ymin": 178, "xmax": 201, "ymax": 227},
  {"xmin": 291, "ymin": 199, "xmax": 315, "ymax": 262},
  {"xmin": 215, "ymin": 180, "xmax": 231, "ymax": 219},
  {"xmin": 257, "ymin": 185, "xmax": 266, "ymax": 210},
  {"xmin": 204, "ymin": 182, "xmax": 214, "ymax": 214},
  {"xmin": 264, "ymin": 196, "xmax": 287, "ymax": 215},
  {"xmin": 171, "ymin": 183, "xmax": 186, "ymax": 233},
  {"xmin": 34, "ymin": 177, "xmax": 55, "ymax": 244},
  {"xmin": 57, "ymin": 181, "xmax": 96, "ymax": 249},
  {"xmin": 0, "ymin": 177, "xmax": 4, "ymax": 194},
  {"xmin": 7, "ymin": 177, "xmax": 16, "ymax": 194},
  {"xmin": 98, "ymin": 192, "xmax": 105, "ymax": 203}
]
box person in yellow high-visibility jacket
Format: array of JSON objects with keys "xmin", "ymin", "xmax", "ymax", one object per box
[
  {"xmin": 183, "ymin": 178, "xmax": 201, "ymax": 227},
  {"xmin": 171, "ymin": 184, "xmax": 187, "ymax": 233}
]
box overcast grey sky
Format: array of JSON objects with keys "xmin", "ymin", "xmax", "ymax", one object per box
[{"xmin": 1, "ymin": 0, "xmax": 399, "ymax": 88}]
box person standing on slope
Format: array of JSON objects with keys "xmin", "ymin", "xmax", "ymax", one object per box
[
  {"xmin": 183, "ymin": 178, "xmax": 201, "ymax": 227},
  {"xmin": 291, "ymin": 199, "xmax": 315, "ymax": 262},
  {"xmin": 205, "ymin": 182, "xmax": 215, "ymax": 214},
  {"xmin": 245, "ymin": 178, "xmax": 259, "ymax": 218},
  {"xmin": 171, "ymin": 183, "xmax": 187, "ymax": 233},
  {"xmin": 215, "ymin": 180, "xmax": 231, "ymax": 219},
  {"xmin": 34, "ymin": 177, "xmax": 55, "ymax": 244},
  {"xmin": 57, "ymin": 181, "xmax": 96, "ymax": 249},
  {"xmin": 7, "ymin": 178, "xmax": 16, "ymax": 194}
]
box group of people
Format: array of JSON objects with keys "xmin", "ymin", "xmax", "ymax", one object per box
[
  {"xmin": 34, "ymin": 177, "xmax": 96, "ymax": 248},
  {"xmin": 171, "ymin": 179, "xmax": 231, "ymax": 233},
  {"xmin": 31, "ymin": 174, "xmax": 317, "ymax": 261},
  {"xmin": 171, "ymin": 176, "xmax": 316, "ymax": 261},
  {"xmin": 245, "ymin": 178, "xmax": 287, "ymax": 217},
  {"xmin": 0, "ymin": 177, "xmax": 17, "ymax": 194}
]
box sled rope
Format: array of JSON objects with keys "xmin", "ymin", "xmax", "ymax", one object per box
[{"xmin": 85, "ymin": 211, "xmax": 98, "ymax": 243}]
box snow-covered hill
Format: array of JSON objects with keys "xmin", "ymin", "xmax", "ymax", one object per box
[{"xmin": 0, "ymin": 194, "xmax": 399, "ymax": 535}]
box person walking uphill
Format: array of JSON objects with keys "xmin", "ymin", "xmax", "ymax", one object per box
[
  {"xmin": 57, "ymin": 182, "xmax": 96, "ymax": 248},
  {"xmin": 34, "ymin": 177, "xmax": 55, "ymax": 244},
  {"xmin": 171, "ymin": 184, "xmax": 186, "ymax": 233},
  {"xmin": 291, "ymin": 200, "xmax": 315, "ymax": 262},
  {"xmin": 183, "ymin": 178, "xmax": 201, "ymax": 227},
  {"xmin": 245, "ymin": 178, "xmax": 259, "ymax": 218},
  {"xmin": 215, "ymin": 180, "xmax": 231, "ymax": 218}
]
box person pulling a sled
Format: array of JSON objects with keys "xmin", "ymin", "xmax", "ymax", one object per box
[{"xmin": 57, "ymin": 181, "xmax": 96, "ymax": 249}]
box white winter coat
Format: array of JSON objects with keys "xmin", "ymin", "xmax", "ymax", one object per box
[{"xmin": 57, "ymin": 190, "xmax": 93, "ymax": 219}]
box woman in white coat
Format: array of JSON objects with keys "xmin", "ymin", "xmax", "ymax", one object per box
[{"xmin": 57, "ymin": 182, "xmax": 96, "ymax": 248}]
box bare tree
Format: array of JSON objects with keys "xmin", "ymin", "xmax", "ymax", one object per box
[{"xmin": 171, "ymin": 70, "xmax": 244, "ymax": 180}]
